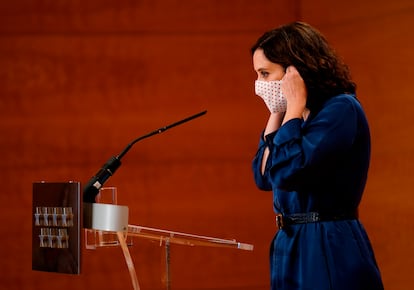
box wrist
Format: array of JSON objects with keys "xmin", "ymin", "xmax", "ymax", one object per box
[
  {"xmin": 282, "ymin": 109, "xmax": 303, "ymax": 125},
  {"xmin": 264, "ymin": 112, "xmax": 285, "ymax": 135}
]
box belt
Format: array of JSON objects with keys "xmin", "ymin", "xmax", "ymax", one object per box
[{"xmin": 276, "ymin": 211, "xmax": 358, "ymax": 230}]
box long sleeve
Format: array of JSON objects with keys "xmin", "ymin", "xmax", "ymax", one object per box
[{"xmin": 253, "ymin": 94, "xmax": 365, "ymax": 194}]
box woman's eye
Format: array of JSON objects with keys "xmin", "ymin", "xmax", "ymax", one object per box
[{"xmin": 260, "ymin": 71, "xmax": 269, "ymax": 78}]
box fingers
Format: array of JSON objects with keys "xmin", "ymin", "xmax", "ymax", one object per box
[
  {"xmin": 283, "ymin": 66, "xmax": 304, "ymax": 88},
  {"xmin": 281, "ymin": 65, "xmax": 307, "ymax": 111},
  {"xmin": 284, "ymin": 65, "xmax": 299, "ymax": 76}
]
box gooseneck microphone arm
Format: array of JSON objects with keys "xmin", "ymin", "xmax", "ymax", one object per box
[
  {"xmin": 117, "ymin": 110, "xmax": 207, "ymax": 160},
  {"xmin": 83, "ymin": 110, "xmax": 207, "ymax": 203}
]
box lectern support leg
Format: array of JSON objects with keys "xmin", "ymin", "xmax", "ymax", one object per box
[
  {"xmin": 164, "ymin": 239, "xmax": 171, "ymax": 290},
  {"xmin": 117, "ymin": 231, "xmax": 141, "ymax": 290}
]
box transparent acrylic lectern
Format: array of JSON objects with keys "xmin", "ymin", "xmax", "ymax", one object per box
[{"xmin": 84, "ymin": 187, "xmax": 254, "ymax": 290}]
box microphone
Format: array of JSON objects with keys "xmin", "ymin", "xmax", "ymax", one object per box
[
  {"xmin": 83, "ymin": 110, "xmax": 207, "ymax": 203},
  {"xmin": 83, "ymin": 156, "xmax": 121, "ymax": 203}
]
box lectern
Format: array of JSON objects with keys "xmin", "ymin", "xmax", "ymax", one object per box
[
  {"xmin": 32, "ymin": 182, "xmax": 254, "ymax": 290},
  {"xmin": 32, "ymin": 111, "xmax": 254, "ymax": 289},
  {"xmin": 84, "ymin": 186, "xmax": 254, "ymax": 290}
]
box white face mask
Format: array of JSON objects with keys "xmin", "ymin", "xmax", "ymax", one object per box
[{"xmin": 255, "ymin": 80, "xmax": 287, "ymax": 113}]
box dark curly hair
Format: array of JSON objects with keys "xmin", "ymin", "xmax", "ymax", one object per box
[{"xmin": 251, "ymin": 22, "xmax": 356, "ymax": 111}]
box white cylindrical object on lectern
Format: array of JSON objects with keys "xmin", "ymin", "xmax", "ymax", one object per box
[{"xmin": 90, "ymin": 203, "xmax": 129, "ymax": 232}]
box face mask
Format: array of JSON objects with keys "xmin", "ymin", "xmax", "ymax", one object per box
[{"xmin": 255, "ymin": 80, "xmax": 287, "ymax": 113}]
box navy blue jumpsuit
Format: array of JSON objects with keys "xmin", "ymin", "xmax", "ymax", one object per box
[{"xmin": 252, "ymin": 94, "xmax": 384, "ymax": 290}]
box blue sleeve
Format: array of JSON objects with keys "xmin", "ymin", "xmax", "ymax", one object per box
[{"xmin": 253, "ymin": 96, "xmax": 359, "ymax": 191}]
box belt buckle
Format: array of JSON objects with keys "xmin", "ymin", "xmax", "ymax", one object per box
[{"xmin": 276, "ymin": 214, "xmax": 284, "ymax": 229}]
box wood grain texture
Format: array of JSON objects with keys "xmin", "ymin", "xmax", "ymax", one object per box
[{"xmin": 0, "ymin": 0, "xmax": 413, "ymax": 289}]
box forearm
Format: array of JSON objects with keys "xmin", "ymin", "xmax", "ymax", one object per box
[{"xmin": 261, "ymin": 112, "xmax": 285, "ymax": 174}]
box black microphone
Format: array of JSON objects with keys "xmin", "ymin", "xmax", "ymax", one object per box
[
  {"xmin": 83, "ymin": 110, "xmax": 207, "ymax": 203},
  {"xmin": 83, "ymin": 156, "xmax": 121, "ymax": 203}
]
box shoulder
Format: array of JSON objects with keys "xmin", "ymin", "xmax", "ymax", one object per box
[
  {"xmin": 306, "ymin": 94, "xmax": 366, "ymax": 128},
  {"xmin": 320, "ymin": 94, "xmax": 364, "ymax": 115},
  {"xmin": 326, "ymin": 94, "xmax": 363, "ymax": 109}
]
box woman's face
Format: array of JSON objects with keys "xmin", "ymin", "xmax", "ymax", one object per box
[{"xmin": 253, "ymin": 49, "xmax": 285, "ymax": 81}]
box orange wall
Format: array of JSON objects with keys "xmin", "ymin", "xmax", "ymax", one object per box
[{"xmin": 0, "ymin": 1, "xmax": 413, "ymax": 289}]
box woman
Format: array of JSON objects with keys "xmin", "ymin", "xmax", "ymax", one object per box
[{"xmin": 251, "ymin": 22, "xmax": 384, "ymax": 290}]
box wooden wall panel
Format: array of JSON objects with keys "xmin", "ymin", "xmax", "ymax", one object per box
[
  {"xmin": 0, "ymin": 1, "xmax": 296, "ymax": 289},
  {"xmin": 1, "ymin": 0, "xmax": 412, "ymax": 289},
  {"xmin": 0, "ymin": 0, "xmax": 295, "ymax": 33}
]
